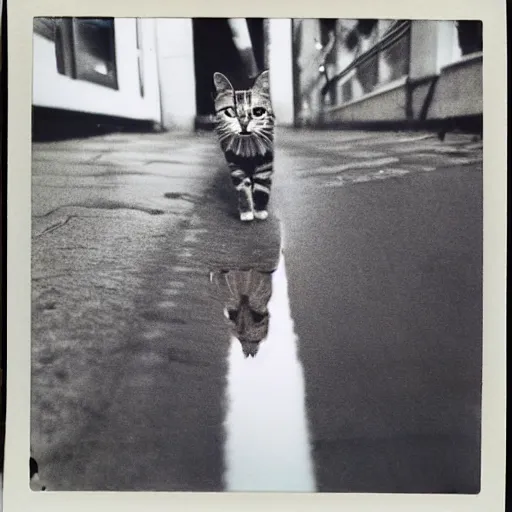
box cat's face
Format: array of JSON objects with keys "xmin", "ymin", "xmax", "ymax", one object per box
[
  {"xmin": 211, "ymin": 269, "xmax": 273, "ymax": 357},
  {"xmin": 224, "ymin": 297, "xmax": 270, "ymax": 357},
  {"xmin": 213, "ymin": 71, "xmax": 274, "ymax": 157}
]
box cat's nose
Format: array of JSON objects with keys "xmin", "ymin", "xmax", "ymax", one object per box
[{"xmin": 239, "ymin": 118, "xmax": 250, "ymax": 132}]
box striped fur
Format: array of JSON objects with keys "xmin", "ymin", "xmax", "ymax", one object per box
[
  {"xmin": 213, "ymin": 70, "xmax": 275, "ymax": 222},
  {"xmin": 211, "ymin": 269, "xmax": 273, "ymax": 357}
]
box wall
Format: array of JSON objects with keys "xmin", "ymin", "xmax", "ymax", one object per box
[
  {"xmin": 409, "ymin": 21, "xmax": 438, "ymax": 79},
  {"xmin": 293, "ymin": 19, "xmax": 326, "ymax": 126},
  {"xmin": 410, "ymin": 81, "xmax": 433, "ymax": 119},
  {"xmin": 436, "ymin": 21, "xmax": 462, "ymax": 71},
  {"xmin": 268, "ymin": 19, "xmax": 294, "ymax": 126},
  {"xmin": 32, "ymin": 19, "xmax": 161, "ymax": 122},
  {"xmin": 155, "ymin": 18, "xmax": 196, "ymax": 131},
  {"xmin": 296, "ymin": 19, "xmax": 482, "ymax": 128},
  {"xmin": 323, "ymin": 79, "xmax": 407, "ymax": 124},
  {"xmin": 428, "ymin": 55, "xmax": 483, "ymax": 119}
]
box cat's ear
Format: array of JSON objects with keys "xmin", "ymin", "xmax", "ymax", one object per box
[
  {"xmin": 252, "ymin": 70, "xmax": 270, "ymax": 95},
  {"xmin": 213, "ymin": 72, "xmax": 234, "ymax": 94}
]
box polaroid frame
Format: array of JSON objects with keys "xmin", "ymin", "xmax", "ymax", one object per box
[{"xmin": 5, "ymin": 0, "xmax": 507, "ymax": 511}]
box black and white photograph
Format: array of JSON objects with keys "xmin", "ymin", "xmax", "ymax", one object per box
[
  {"xmin": 2, "ymin": 1, "xmax": 509, "ymax": 509},
  {"xmin": 26, "ymin": 16, "xmax": 488, "ymax": 495}
]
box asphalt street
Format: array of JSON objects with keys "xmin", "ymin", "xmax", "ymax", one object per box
[{"xmin": 31, "ymin": 128, "xmax": 483, "ymax": 493}]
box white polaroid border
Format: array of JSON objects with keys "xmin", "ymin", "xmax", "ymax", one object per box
[{"xmin": 5, "ymin": 0, "xmax": 507, "ymax": 511}]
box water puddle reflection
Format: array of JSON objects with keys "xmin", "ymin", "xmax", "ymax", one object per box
[
  {"xmin": 211, "ymin": 268, "xmax": 272, "ymax": 358},
  {"xmin": 211, "ymin": 254, "xmax": 317, "ymax": 492}
]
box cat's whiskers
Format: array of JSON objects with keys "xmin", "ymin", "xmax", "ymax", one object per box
[
  {"xmin": 217, "ymin": 130, "xmax": 231, "ymax": 140},
  {"xmin": 253, "ymin": 136, "xmax": 267, "ymax": 156},
  {"xmin": 261, "ymin": 128, "xmax": 274, "ymax": 139},
  {"xmin": 218, "ymin": 133, "xmax": 233, "ymax": 144},
  {"xmin": 215, "ymin": 113, "xmax": 273, "ymax": 156},
  {"xmin": 255, "ymin": 131, "xmax": 272, "ymax": 147}
]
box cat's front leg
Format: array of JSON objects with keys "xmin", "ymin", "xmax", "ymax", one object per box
[
  {"xmin": 230, "ymin": 166, "xmax": 254, "ymax": 221},
  {"xmin": 252, "ymin": 161, "xmax": 273, "ymax": 220}
]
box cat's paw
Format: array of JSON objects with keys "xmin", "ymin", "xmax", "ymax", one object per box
[
  {"xmin": 254, "ymin": 210, "xmax": 268, "ymax": 221},
  {"xmin": 240, "ymin": 211, "xmax": 254, "ymax": 222}
]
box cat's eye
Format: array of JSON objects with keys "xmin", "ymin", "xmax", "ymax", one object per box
[
  {"xmin": 252, "ymin": 107, "xmax": 266, "ymax": 118},
  {"xmin": 224, "ymin": 108, "xmax": 235, "ymax": 118},
  {"xmin": 227, "ymin": 309, "xmax": 239, "ymax": 322},
  {"xmin": 250, "ymin": 311, "xmax": 267, "ymax": 323}
]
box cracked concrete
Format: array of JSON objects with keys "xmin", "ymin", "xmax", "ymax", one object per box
[{"xmin": 31, "ymin": 132, "xmax": 232, "ymax": 491}]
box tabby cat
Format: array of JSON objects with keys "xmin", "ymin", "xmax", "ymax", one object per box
[
  {"xmin": 213, "ymin": 70, "xmax": 275, "ymax": 222},
  {"xmin": 211, "ymin": 268, "xmax": 273, "ymax": 357}
]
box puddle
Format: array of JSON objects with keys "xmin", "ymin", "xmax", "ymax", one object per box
[
  {"xmin": 211, "ymin": 268, "xmax": 273, "ymax": 358},
  {"xmin": 211, "ymin": 255, "xmax": 317, "ymax": 492}
]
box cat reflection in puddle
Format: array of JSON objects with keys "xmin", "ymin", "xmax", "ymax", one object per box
[{"xmin": 210, "ymin": 268, "xmax": 273, "ymax": 358}]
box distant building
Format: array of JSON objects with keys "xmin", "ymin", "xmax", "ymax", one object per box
[
  {"xmin": 32, "ymin": 18, "xmax": 293, "ymax": 139},
  {"xmin": 293, "ymin": 19, "xmax": 483, "ymax": 131}
]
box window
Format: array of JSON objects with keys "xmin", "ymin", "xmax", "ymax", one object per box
[
  {"xmin": 47, "ymin": 17, "xmax": 119, "ymax": 90},
  {"xmin": 380, "ymin": 29, "xmax": 410, "ymax": 83},
  {"xmin": 319, "ymin": 18, "xmax": 337, "ymax": 65},
  {"xmin": 356, "ymin": 53, "xmax": 379, "ymax": 93},
  {"xmin": 356, "ymin": 19, "xmax": 378, "ymax": 38},
  {"xmin": 341, "ymin": 79, "xmax": 353, "ymax": 102},
  {"xmin": 71, "ymin": 18, "xmax": 118, "ymax": 89}
]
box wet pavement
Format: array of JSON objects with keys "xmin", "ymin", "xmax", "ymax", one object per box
[{"xmin": 31, "ymin": 128, "xmax": 482, "ymax": 493}]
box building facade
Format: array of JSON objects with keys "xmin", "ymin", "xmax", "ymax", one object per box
[
  {"xmin": 32, "ymin": 18, "xmax": 294, "ymax": 136},
  {"xmin": 293, "ymin": 19, "xmax": 483, "ymax": 130},
  {"xmin": 33, "ymin": 18, "xmax": 163, "ymax": 127},
  {"xmin": 32, "ymin": 18, "xmax": 482, "ymax": 135}
]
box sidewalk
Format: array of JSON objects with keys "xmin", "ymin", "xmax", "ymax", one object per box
[
  {"xmin": 32, "ymin": 129, "xmax": 283, "ymax": 490},
  {"xmin": 32, "ymin": 132, "xmax": 231, "ymax": 490},
  {"xmin": 30, "ymin": 127, "xmax": 482, "ymax": 491}
]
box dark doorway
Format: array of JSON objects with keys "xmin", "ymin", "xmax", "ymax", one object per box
[{"xmin": 192, "ymin": 18, "xmax": 265, "ymax": 129}]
